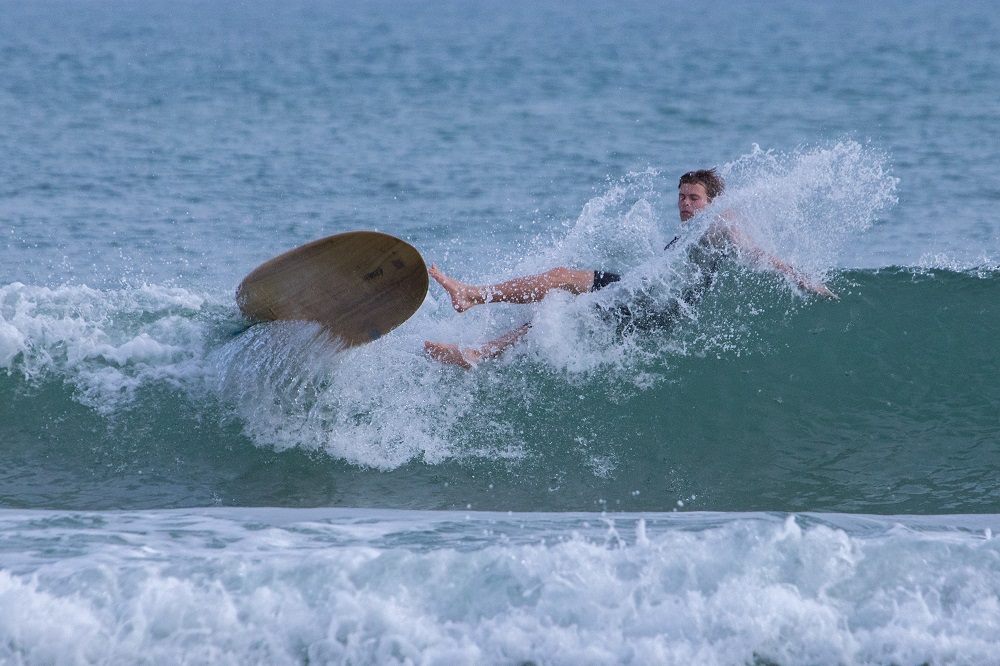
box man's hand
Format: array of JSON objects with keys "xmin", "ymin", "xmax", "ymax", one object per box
[{"xmin": 805, "ymin": 281, "xmax": 839, "ymax": 300}]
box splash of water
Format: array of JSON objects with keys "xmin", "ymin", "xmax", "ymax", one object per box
[
  {"xmin": 0, "ymin": 142, "xmax": 900, "ymax": 470},
  {"xmin": 519, "ymin": 140, "xmax": 899, "ymax": 374},
  {"xmin": 720, "ymin": 140, "xmax": 900, "ymax": 276}
]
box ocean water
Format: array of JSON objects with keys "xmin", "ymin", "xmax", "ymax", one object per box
[{"xmin": 2, "ymin": 0, "xmax": 999, "ymax": 663}]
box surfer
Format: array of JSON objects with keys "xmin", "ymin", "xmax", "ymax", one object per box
[{"xmin": 425, "ymin": 169, "xmax": 836, "ymax": 368}]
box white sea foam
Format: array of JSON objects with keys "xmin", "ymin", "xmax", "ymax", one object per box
[
  {"xmin": 0, "ymin": 282, "xmax": 222, "ymax": 412},
  {"xmin": 916, "ymin": 251, "xmax": 1000, "ymax": 273},
  {"xmin": 0, "ymin": 510, "xmax": 997, "ymax": 665},
  {"xmin": 210, "ymin": 317, "xmax": 528, "ymax": 469}
]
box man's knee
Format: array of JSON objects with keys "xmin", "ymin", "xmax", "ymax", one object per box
[
  {"xmin": 545, "ymin": 266, "xmax": 591, "ymax": 292},
  {"xmin": 543, "ymin": 266, "xmax": 577, "ymax": 287}
]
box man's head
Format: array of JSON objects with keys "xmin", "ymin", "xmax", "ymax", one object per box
[{"xmin": 678, "ymin": 169, "xmax": 725, "ymax": 221}]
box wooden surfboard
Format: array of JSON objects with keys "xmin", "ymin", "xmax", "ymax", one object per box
[{"xmin": 236, "ymin": 231, "xmax": 428, "ymax": 347}]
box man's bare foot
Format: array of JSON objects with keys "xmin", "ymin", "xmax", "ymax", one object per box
[
  {"xmin": 424, "ymin": 341, "xmax": 482, "ymax": 369},
  {"xmin": 429, "ymin": 264, "xmax": 483, "ymax": 313}
]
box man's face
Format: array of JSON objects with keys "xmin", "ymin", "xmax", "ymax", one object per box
[{"xmin": 678, "ymin": 183, "xmax": 711, "ymax": 222}]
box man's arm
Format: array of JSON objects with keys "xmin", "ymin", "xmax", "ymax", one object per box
[{"xmin": 722, "ymin": 224, "xmax": 839, "ymax": 300}]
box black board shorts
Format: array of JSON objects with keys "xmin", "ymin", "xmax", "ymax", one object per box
[
  {"xmin": 591, "ymin": 271, "xmax": 621, "ymax": 291},
  {"xmin": 606, "ymin": 299, "xmax": 682, "ymax": 336},
  {"xmin": 591, "ymin": 270, "xmax": 676, "ymax": 334}
]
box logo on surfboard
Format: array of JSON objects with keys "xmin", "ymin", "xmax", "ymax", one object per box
[{"xmin": 362, "ymin": 266, "xmax": 384, "ymax": 282}]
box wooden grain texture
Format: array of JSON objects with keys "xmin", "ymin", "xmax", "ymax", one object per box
[{"xmin": 236, "ymin": 231, "xmax": 428, "ymax": 346}]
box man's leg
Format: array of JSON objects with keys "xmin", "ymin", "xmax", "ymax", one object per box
[
  {"xmin": 429, "ymin": 264, "xmax": 595, "ymax": 313},
  {"xmin": 424, "ymin": 324, "xmax": 531, "ymax": 369}
]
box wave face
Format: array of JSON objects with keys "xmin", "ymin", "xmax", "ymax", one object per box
[{"xmin": 2, "ymin": 266, "xmax": 997, "ymax": 514}]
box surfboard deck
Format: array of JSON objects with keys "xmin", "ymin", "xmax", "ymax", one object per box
[{"xmin": 236, "ymin": 231, "xmax": 428, "ymax": 347}]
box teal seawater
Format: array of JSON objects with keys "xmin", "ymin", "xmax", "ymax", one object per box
[
  {"xmin": 2, "ymin": 0, "xmax": 999, "ymax": 290},
  {"xmin": 2, "ymin": 268, "xmax": 996, "ymax": 514}
]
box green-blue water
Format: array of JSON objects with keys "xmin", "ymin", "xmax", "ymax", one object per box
[{"xmin": 2, "ymin": 268, "xmax": 997, "ymax": 514}]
